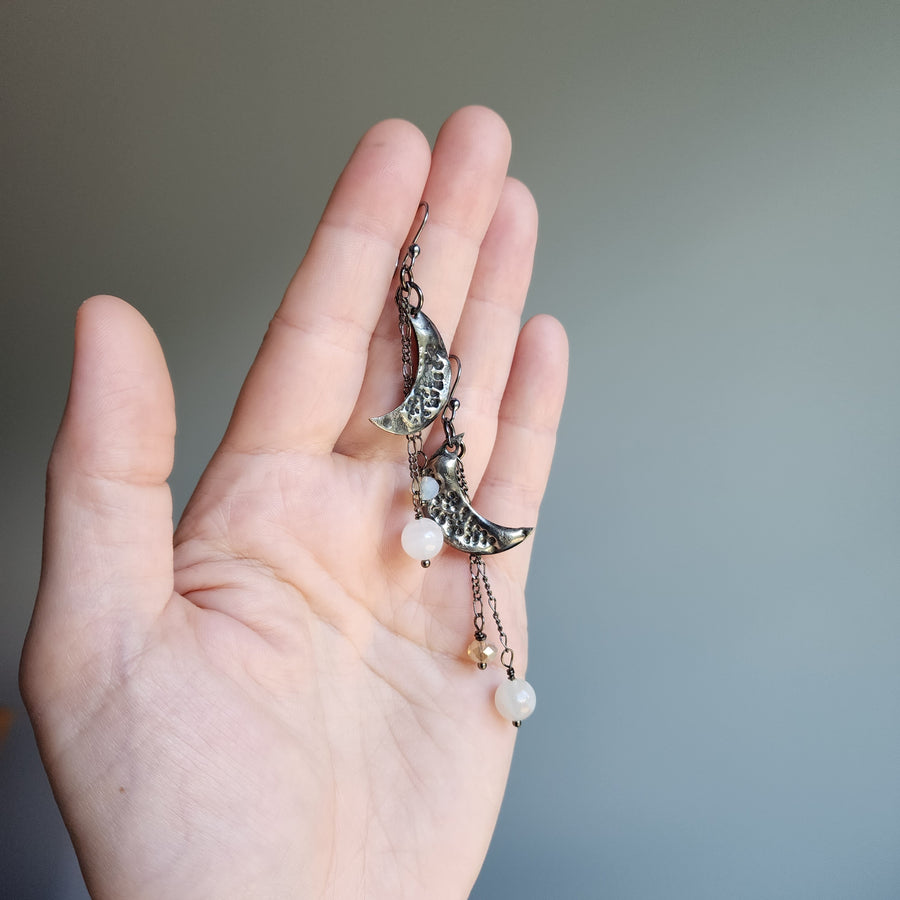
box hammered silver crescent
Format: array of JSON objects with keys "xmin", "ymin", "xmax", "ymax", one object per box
[
  {"xmin": 370, "ymin": 310, "xmax": 452, "ymax": 435},
  {"xmin": 422, "ymin": 447, "xmax": 533, "ymax": 554}
]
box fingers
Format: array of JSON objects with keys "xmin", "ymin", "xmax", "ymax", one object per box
[
  {"xmin": 222, "ymin": 118, "xmax": 432, "ymax": 454},
  {"xmin": 471, "ymin": 315, "xmax": 569, "ymax": 577},
  {"xmin": 23, "ymin": 297, "xmax": 176, "ymax": 691},
  {"xmin": 431, "ymin": 177, "xmax": 539, "ymax": 486}
]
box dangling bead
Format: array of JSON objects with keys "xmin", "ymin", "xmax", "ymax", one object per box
[
  {"xmin": 419, "ymin": 475, "xmax": 440, "ymax": 501},
  {"xmin": 494, "ymin": 678, "xmax": 536, "ymax": 724},
  {"xmin": 467, "ymin": 638, "xmax": 499, "ymax": 669},
  {"xmin": 401, "ymin": 518, "xmax": 443, "ymax": 562}
]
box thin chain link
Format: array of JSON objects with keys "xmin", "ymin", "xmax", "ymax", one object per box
[
  {"xmin": 469, "ymin": 556, "xmax": 486, "ymax": 638},
  {"xmin": 406, "ymin": 433, "xmax": 424, "ymax": 516}
]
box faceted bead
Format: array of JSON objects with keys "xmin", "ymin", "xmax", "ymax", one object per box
[
  {"xmin": 494, "ymin": 678, "xmax": 536, "ymax": 722},
  {"xmin": 401, "ymin": 518, "xmax": 443, "ymax": 561},
  {"xmin": 419, "ymin": 475, "xmax": 440, "ymax": 501},
  {"xmin": 467, "ymin": 639, "xmax": 499, "ymax": 667}
]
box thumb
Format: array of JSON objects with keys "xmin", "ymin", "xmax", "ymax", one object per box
[{"xmin": 22, "ymin": 296, "xmax": 176, "ymax": 702}]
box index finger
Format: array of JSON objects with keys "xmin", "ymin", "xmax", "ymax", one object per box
[{"xmin": 221, "ymin": 118, "xmax": 432, "ymax": 455}]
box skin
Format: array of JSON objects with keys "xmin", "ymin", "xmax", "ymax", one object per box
[{"xmin": 20, "ymin": 106, "xmax": 569, "ymax": 899}]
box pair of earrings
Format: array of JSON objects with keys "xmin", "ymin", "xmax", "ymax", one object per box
[{"xmin": 371, "ymin": 203, "xmax": 537, "ymax": 726}]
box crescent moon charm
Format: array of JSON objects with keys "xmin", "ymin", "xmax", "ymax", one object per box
[
  {"xmin": 370, "ymin": 309, "xmax": 452, "ymax": 435},
  {"xmin": 422, "ymin": 446, "xmax": 533, "ymax": 554}
]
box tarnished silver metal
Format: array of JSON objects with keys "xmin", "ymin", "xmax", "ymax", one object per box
[
  {"xmin": 371, "ymin": 203, "xmax": 452, "ymax": 435},
  {"xmin": 405, "ymin": 202, "xmax": 429, "ymax": 262},
  {"xmin": 405, "ymin": 432, "xmax": 425, "ymax": 515},
  {"xmin": 470, "ymin": 560, "xmax": 486, "ymax": 638},
  {"xmin": 370, "ymin": 309, "xmax": 452, "ymax": 435},
  {"xmin": 422, "ymin": 446, "xmax": 533, "ymax": 555}
]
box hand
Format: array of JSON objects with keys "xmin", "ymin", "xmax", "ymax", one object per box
[{"xmin": 21, "ymin": 106, "xmax": 568, "ymax": 899}]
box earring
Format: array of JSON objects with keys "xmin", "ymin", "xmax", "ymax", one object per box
[{"xmin": 371, "ymin": 203, "xmax": 537, "ymax": 726}]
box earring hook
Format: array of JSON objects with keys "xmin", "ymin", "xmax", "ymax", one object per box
[
  {"xmin": 447, "ymin": 353, "xmax": 462, "ymax": 402},
  {"xmin": 404, "ymin": 202, "xmax": 429, "ymax": 266},
  {"xmin": 410, "ymin": 201, "xmax": 429, "ymax": 249}
]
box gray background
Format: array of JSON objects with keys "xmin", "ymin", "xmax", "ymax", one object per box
[{"xmin": 2, "ymin": 1, "xmax": 900, "ymax": 897}]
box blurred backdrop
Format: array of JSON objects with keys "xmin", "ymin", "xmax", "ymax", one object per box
[{"xmin": 2, "ymin": 1, "xmax": 900, "ymax": 897}]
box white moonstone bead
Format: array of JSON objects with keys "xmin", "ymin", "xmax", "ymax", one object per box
[
  {"xmin": 494, "ymin": 678, "xmax": 536, "ymax": 723},
  {"xmin": 401, "ymin": 518, "xmax": 444, "ymax": 561},
  {"xmin": 419, "ymin": 475, "xmax": 440, "ymax": 501}
]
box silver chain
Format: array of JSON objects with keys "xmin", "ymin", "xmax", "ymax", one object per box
[
  {"xmin": 470, "ymin": 555, "xmax": 516, "ymax": 680},
  {"xmin": 396, "ymin": 257, "xmax": 418, "ymax": 395},
  {"xmin": 469, "ymin": 557, "xmax": 486, "ymax": 639},
  {"xmin": 406, "ymin": 432, "xmax": 424, "ymax": 516},
  {"xmin": 394, "ymin": 213, "xmax": 428, "ymax": 515}
]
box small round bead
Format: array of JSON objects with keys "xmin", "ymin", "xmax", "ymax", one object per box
[
  {"xmin": 494, "ymin": 678, "xmax": 536, "ymax": 722},
  {"xmin": 467, "ymin": 638, "xmax": 499, "ymax": 667},
  {"xmin": 419, "ymin": 475, "xmax": 440, "ymax": 502},
  {"xmin": 401, "ymin": 518, "xmax": 443, "ymax": 562}
]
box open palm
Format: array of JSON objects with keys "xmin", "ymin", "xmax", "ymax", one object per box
[{"xmin": 21, "ymin": 107, "xmax": 568, "ymax": 899}]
